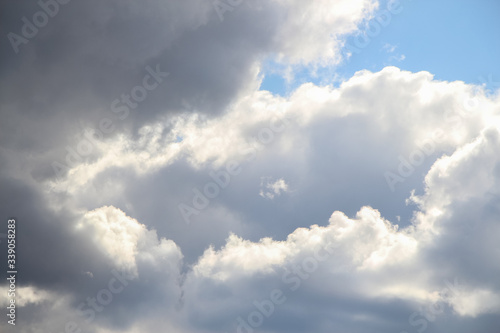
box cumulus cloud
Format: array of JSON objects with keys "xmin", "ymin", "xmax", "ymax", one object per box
[
  {"xmin": 180, "ymin": 123, "xmax": 500, "ymax": 331},
  {"xmin": 77, "ymin": 206, "xmax": 183, "ymax": 276},
  {"xmin": 1, "ymin": 1, "xmax": 499, "ymax": 331},
  {"xmin": 269, "ymin": 0, "xmax": 378, "ymax": 65}
]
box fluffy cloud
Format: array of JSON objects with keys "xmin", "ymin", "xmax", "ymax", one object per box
[
  {"xmin": 180, "ymin": 127, "xmax": 500, "ymax": 333},
  {"xmin": 23, "ymin": 91, "xmax": 498, "ymax": 332},
  {"xmin": 269, "ymin": 0, "xmax": 378, "ymax": 65},
  {"xmin": 77, "ymin": 206, "xmax": 182, "ymax": 276},
  {"xmin": 46, "ymin": 66, "xmax": 496, "ymax": 216},
  {"xmin": 1, "ymin": 3, "xmax": 499, "ymax": 329},
  {"xmin": 0, "ymin": 206, "xmax": 184, "ymax": 333}
]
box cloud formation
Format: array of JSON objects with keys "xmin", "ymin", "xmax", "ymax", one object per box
[{"xmin": 1, "ymin": 1, "xmax": 499, "ymax": 333}]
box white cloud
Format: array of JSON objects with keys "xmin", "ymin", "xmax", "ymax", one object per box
[
  {"xmin": 2, "ymin": 0, "xmax": 500, "ymax": 331},
  {"xmin": 180, "ymin": 122, "xmax": 500, "ymax": 327},
  {"xmin": 77, "ymin": 206, "xmax": 183, "ymax": 277},
  {"xmin": 7, "ymin": 66, "xmax": 500, "ymax": 332},
  {"xmin": 270, "ymin": 0, "xmax": 379, "ymax": 65},
  {"xmin": 0, "ymin": 285, "xmax": 55, "ymax": 307},
  {"xmin": 260, "ymin": 177, "xmax": 289, "ymax": 199},
  {"xmin": 46, "ymin": 66, "xmax": 497, "ymax": 200}
]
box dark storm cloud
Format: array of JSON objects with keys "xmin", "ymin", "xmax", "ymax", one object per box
[
  {"xmin": 0, "ymin": 0, "xmax": 282, "ymax": 157},
  {"xmin": 0, "ymin": 0, "xmax": 290, "ymax": 318}
]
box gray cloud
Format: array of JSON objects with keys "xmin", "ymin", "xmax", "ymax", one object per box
[{"xmin": 1, "ymin": 1, "xmax": 500, "ymax": 332}]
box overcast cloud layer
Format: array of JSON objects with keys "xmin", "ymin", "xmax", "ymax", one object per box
[{"xmin": 1, "ymin": 1, "xmax": 499, "ymax": 333}]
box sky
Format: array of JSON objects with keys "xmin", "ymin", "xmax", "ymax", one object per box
[
  {"xmin": 261, "ymin": 0, "xmax": 500, "ymax": 95},
  {"xmin": 0, "ymin": 1, "xmax": 499, "ymax": 333}
]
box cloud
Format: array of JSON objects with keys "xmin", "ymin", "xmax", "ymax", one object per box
[
  {"xmin": 77, "ymin": 206, "xmax": 183, "ymax": 276},
  {"xmin": 0, "ymin": 0, "xmax": 378, "ymax": 170},
  {"xmin": 27, "ymin": 104, "xmax": 499, "ymax": 331},
  {"xmin": 269, "ymin": 0, "xmax": 379, "ymax": 65},
  {"xmin": 0, "ymin": 204, "xmax": 184, "ymax": 332},
  {"xmin": 180, "ymin": 127, "xmax": 500, "ymax": 332},
  {"xmin": 260, "ymin": 177, "xmax": 289, "ymax": 199},
  {"xmin": 1, "ymin": 2, "xmax": 499, "ymax": 328}
]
